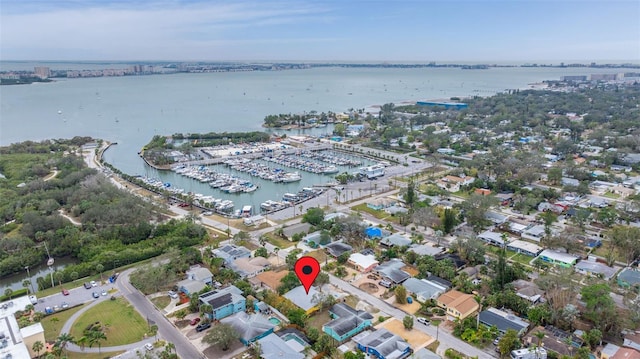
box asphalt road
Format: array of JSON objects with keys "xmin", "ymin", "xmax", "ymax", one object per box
[
  {"xmin": 328, "ymin": 274, "xmax": 496, "ymax": 359},
  {"xmin": 115, "ymin": 269, "xmax": 206, "ymax": 359}
]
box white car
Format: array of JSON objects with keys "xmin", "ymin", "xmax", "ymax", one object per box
[
  {"xmin": 167, "ymin": 291, "xmax": 178, "ymax": 299},
  {"xmin": 417, "ymin": 317, "xmax": 429, "ymax": 325},
  {"xmin": 144, "ymin": 343, "xmax": 154, "ymax": 351},
  {"xmin": 90, "ymin": 280, "xmax": 98, "ymax": 287}
]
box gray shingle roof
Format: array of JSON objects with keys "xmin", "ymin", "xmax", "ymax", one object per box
[
  {"xmin": 325, "ymin": 303, "xmax": 373, "ymax": 337},
  {"xmin": 374, "ymin": 259, "xmax": 411, "ymax": 284},
  {"xmin": 479, "ymin": 308, "xmax": 529, "ymax": 334},
  {"xmin": 221, "ymin": 312, "xmax": 274, "ymax": 343},
  {"xmin": 355, "ymin": 329, "xmax": 411, "ymax": 359}
]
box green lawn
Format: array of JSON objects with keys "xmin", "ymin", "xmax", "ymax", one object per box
[
  {"xmin": 67, "ymin": 351, "xmax": 125, "ymax": 359},
  {"xmin": 307, "ymin": 310, "xmax": 332, "ymax": 332},
  {"xmin": 70, "ymin": 298, "xmax": 149, "ymax": 346},
  {"xmin": 265, "ymin": 234, "xmax": 294, "ymax": 249},
  {"xmin": 151, "ymin": 296, "xmax": 170, "ymax": 310},
  {"xmin": 351, "ymin": 203, "xmax": 389, "ymax": 219},
  {"xmin": 510, "ymin": 253, "xmax": 535, "ymax": 266},
  {"xmin": 41, "ymin": 304, "xmax": 86, "ymax": 341}
]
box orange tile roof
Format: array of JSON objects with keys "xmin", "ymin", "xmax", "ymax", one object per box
[
  {"xmin": 437, "ymin": 290, "xmax": 478, "ymax": 314},
  {"xmin": 612, "ymin": 348, "xmax": 640, "ymax": 359}
]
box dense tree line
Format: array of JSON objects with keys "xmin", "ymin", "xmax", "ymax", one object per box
[{"xmin": 0, "ymin": 141, "xmax": 208, "ymax": 286}]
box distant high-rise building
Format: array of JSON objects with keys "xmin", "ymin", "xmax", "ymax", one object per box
[{"xmin": 34, "ymin": 66, "xmax": 50, "ymax": 79}]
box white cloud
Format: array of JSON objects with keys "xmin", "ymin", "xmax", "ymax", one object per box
[{"xmin": 1, "ymin": 1, "xmax": 334, "ymax": 60}]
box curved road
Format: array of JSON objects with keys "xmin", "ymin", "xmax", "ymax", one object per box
[
  {"xmin": 60, "ymin": 294, "xmax": 154, "ymax": 353},
  {"xmin": 114, "ymin": 269, "xmax": 205, "ymax": 359}
]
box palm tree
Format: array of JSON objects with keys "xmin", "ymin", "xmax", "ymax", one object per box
[
  {"xmin": 274, "ymin": 247, "xmax": 280, "ymax": 265},
  {"xmin": 23, "ymin": 279, "xmax": 31, "ymax": 295},
  {"xmin": 88, "ymin": 330, "xmax": 107, "ymax": 353},
  {"xmin": 55, "ymin": 332, "xmax": 75, "ymax": 357},
  {"xmin": 96, "ymin": 263, "xmax": 104, "ymax": 282},
  {"xmin": 3, "ymin": 288, "xmax": 13, "ymax": 300},
  {"xmin": 534, "ymin": 331, "xmax": 545, "ymax": 358},
  {"xmin": 32, "ymin": 340, "xmax": 44, "ymax": 357},
  {"xmin": 165, "ymin": 342, "xmax": 176, "ymax": 354}
]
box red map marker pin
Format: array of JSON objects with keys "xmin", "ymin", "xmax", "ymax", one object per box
[{"xmin": 294, "ymin": 256, "xmax": 321, "ymax": 294}]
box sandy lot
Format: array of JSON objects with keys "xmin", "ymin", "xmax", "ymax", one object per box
[
  {"xmin": 386, "ymin": 295, "xmax": 421, "ymax": 314},
  {"xmin": 376, "ymin": 318, "xmax": 435, "ymax": 350}
]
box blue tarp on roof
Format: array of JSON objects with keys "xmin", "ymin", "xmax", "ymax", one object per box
[{"xmin": 365, "ymin": 227, "xmax": 382, "ymax": 238}]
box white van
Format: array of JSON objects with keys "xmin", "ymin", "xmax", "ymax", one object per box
[{"xmin": 29, "ymin": 295, "xmax": 38, "ymax": 305}]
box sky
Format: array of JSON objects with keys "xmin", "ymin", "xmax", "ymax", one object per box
[{"xmin": 1, "ymin": 0, "xmax": 639, "ymax": 62}]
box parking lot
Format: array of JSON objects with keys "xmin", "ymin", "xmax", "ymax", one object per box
[{"xmin": 34, "ymin": 281, "xmax": 116, "ymax": 313}]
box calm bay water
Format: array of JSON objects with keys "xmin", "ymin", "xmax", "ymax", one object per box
[{"xmin": 0, "ymin": 65, "xmax": 624, "ymax": 211}]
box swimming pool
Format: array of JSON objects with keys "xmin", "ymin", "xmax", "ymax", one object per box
[
  {"xmin": 268, "ymin": 317, "xmax": 281, "ymax": 325},
  {"xmin": 281, "ymin": 333, "xmax": 308, "ymax": 347}
]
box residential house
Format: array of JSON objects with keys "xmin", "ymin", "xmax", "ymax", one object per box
[
  {"xmin": 624, "ymin": 331, "xmax": 640, "ymax": 352},
  {"xmin": 434, "ymin": 253, "xmax": 467, "ymax": 269},
  {"xmin": 478, "ymin": 231, "xmax": 510, "ymax": 247},
  {"xmin": 213, "ymin": 244, "xmax": 251, "ymax": 264},
  {"xmin": 426, "ymin": 275, "xmax": 452, "ymax": 289},
  {"xmin": 230, "ymin": 257, "xmax": 271, "ymax": 278},
  {"xmin": 409, "ymin": 244, "xmax": 445, "ymax": 257},
  {"xmin": 602, "ymin": 344, "xmax": 622, "ymax": 359},
  {"xmin": 282, "ymin": 223, "xmax": 312, "ymax": 240},
  {"xmin": 537, "ymin": 249, "xmax": 579, "ymax": 268},
  {"xmin": 176, "ymin": 279, "xmax": 206, "ymax": 297},
  {"xmin": 302, "ymin": 232, "xmax": 322, "ymax": 247},
  {"xmin": 511, "ymin": 280, "xmax": 544, "ymax": 304},
  {"xmin": 325, "ymin": 242, "xmax": 353, "ymax": 258},
  {"xmin": 258, "ymin": 333, "xmax": 304, "ymax": 359},
  {"xmin": 412, "ymin": 348, "xmax": 441, "ymax": 359},
  {"xmin": 524, "ymin": 326, "xmax": 582, "ymax": 357},
  {"xmin": 511, "ymin": 348, "xmax": 547, "ymax": 359},
  {"xmin": 485, "ymin": 211, "xmax": 508, "ymax": 225},
  {"xmin": 436, "ymin": 290, "xmax": 479, "ymax": 321},
  {"xmin": 612, "ymin": 348, "xmax": 640, "ymax": 359},
  {"xmin": 479, "ymin": 308, "xmax": 530, "ymax": 336},
  {"xmin": 507, "ymin": 240, "xmax": 543, "ymax": 257},
  {"xmin": 348, "ymin": 253, "xmax": 379, "ymax": 273},
  {"xmin": 575, "ymin": 257, "xmax": 620, "ymax": 280},
  {"xmin": 521, "ymin": 225, "xmax": 547, "ymax": 242},
  {"xmin": 283, "ymin": 286, "xmax": 331, "ymax": 314},
  {"xmin": 618, "ymin": 268, "xmax": 640, "ymax": 289},
  {"xmin": 403, "ymin": 278, "xmax": 448, "ymax": 302},
  {"xmin": 380, "ymin": 233, "xmax": 412, "ymax": 248},
  {"xmin": 437, "ymin": 175, "xmax": 475, "ymax": 192},
  {"xmin": 185, "ymin": 265, "xmax": 213, "ymax": 285},
  {"xmin": 199, "ymin": 285, "xmax": 246, "ymax": 321},
  {"xmin": 374, "ymin": 259, "xmax": 411, "ymax": 285},
  {"xmin": 323, "ymin": 303, "xmax": 373, "ymax": 342},
  {"xmin": 367, "ymin": 198, "xmax": 395, "ymax": 211},
  {"xmin": 324, "ymin": 212, "xmax": 349, "ymax": 221},
  {"xmin": 221, "ymin": 312, "xmax": 275, "ymax": 345},
  {"xmin": 354, "ymin": 329, "xmax": 413, "ymax": 359}
]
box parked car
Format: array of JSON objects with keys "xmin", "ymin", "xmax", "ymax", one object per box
[
  {"xmin": 494, "ymin": 337, "xmax": 502, "ymax": 345},
  {"xmin": 195, "ymin": 322, "xmax": 211, "ymax": 332},
  {"xmin": 379, "ymin": 280, "xmax": 392, "ymax": 288},
  {"xmin": 417, "ymin": 317, "xmax": 430, "ymax": 325},
  {"xmin": 168, "ymin": 291, "xmax": 178, "ymax": 299},
  {"xmin": 101, "ymin": 290, "xmax": 107, "ymax": 296},
  {"xmin": 92, "ymin": 292, "xmax": 100, "ymax": 299},
  {"xmin": 29, "ymin": 295, "xmax": 38, "ymax": 305},
  {"xmin": 61, "ymin": 302, "xmax": 69, "ymax": 309},
  {"xmin": 90, "ymin": 280, "xmax": 98, "ymax": 287},
  {"xmin": 145, "ymin": 343, "xmax": 154, "ymax": 351},
  {"xmin": 61, "ymin": 289, "xmax": 69, "ymax": 296},
  {"xmin": 83, "ymin": 282, "xmax": 92, "ymax": 289},
  {"xmin": 190, "ymin": 317, "xmax": 201, "ymax": 326}
]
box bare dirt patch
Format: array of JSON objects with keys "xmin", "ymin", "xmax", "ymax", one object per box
[{"xmin": 358, "ymin": 282, "xmax": 380, "ymax": 294}]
